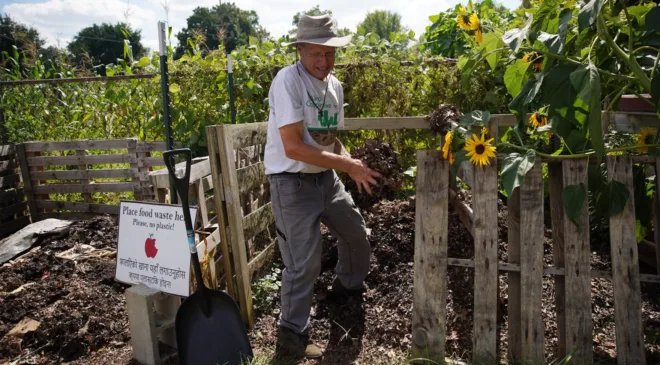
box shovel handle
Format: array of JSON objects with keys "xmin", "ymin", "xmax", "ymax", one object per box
[{"xmin": 163, "ymin": 149, "xmax": 196, "ymax": 254}]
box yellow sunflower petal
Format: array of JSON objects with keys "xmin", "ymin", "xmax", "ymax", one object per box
[
  {"xmin": 469, "ymin": 13, "xmax": 480, "ymax": 30},
  {"xmin": 475, "ymin": 28, "xmax": 483, "ymax": 44}
]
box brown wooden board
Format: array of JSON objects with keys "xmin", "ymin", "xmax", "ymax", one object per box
[
  {"xmin": 548, "ymin": 163, "xmax": 566, "ymax": 358},
  {"xmin": 237, "ymin": 162, "xmax": 267, "ymax": 194},
  {"xmin": 655, "ymin": 158, "xmax": 660, "ymax": 275},
  {"xmin": 472, "ymin": 162, "xmax": 499, "ymax": 364},
  {"xmin": 30, "ymin": 169, "xmax": 138, "ymax": 180},
  {"xmin": 519, "ymin": 162, "xmax": 545, "ymax": 363},
  {"xmin": 507, "ymin": 187, "xmax": 522, "ymax": 360},
  {"xmin": 206, "ymin": 125, "xmax": 238, "ymax": 301},
  {"xmin": 36, "ymin": 200, "xmax": 119, "ymax": 215},
  {"xmin": 242, "ymin": 202, "xmax": 274, "ymax": 240},
  {"xmin": 0, "ymin": 174, "xmax": 20, "ymax": 188},
  {"xmin": 0, "ymin": 187, "xmax": 24, "ymax": 205},
  {"xmin": 0, "ymin": 158, "xmax": 18, "ymax": 173},
  {"xmin": 15, "ymin": 144, "xmax": 39, "ymax": 222},
  {"xmin": 0, "ymin": 215, "xmax": 31, "ymax": 237},
  {"xmin": 0, "ymin": 145, "xmax": 16, "ymax": 157},
  {"xmin": 561, "ymin": 159, "xmax": 593, "ymax": 364},
  {"xmin": 411, "ymin": 150, "xmax": 449, "ymax": 362},
  {"xmin": 218, "ymin": 125, "xmax": 254, "ymax": 327},
  {"xmin": 22, "ymin": 139, "xmax": 133, "ymax": 152},
  {"xmin": 27, "ymin": 154, "xmax": 137, "ymax": 167},
  {"xmin": 231, "ymin": 123, "xmax": 268, "ymax": 149},
  {"xmin": 0, "ymin": 201, "xmax": 28, "ymax": 218},
  {"xmin": 606, "ymin": 156, "xmax": 645, "ymax": 365},
  {"xmin": 33, "ymin": 182, "xmax": 135, "ymax": 194}
]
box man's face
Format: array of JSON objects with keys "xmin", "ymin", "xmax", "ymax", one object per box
[{"xmin": 298, "ymin": 43, "xmax": 336, "ymax": 80}]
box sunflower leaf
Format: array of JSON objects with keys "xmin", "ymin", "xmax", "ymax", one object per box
[
  {"xmin": 502, "ymin": 15, "xmax": 533, "ymax": 53},
  {"xmin": 504, "ymin": 59, "xmax": 532, "ymax": 98},
  {"xmin": 501, "ymin": 149, "xmax": 536, "ymax": 197},
  {"xmin": 459, "ymin": 110, "xmax": 491, "ymax": 127},
  {"xmin": 562, "ymin": 183, "xmax": 587, "ymax": 230},
  {"xmin": 603, "ymin": 179, "xmax": 630, "ymax": 217},
  {"xmin": 578, "ymin": 0, "xmax": 605, "ymax": 33},
  {"xmin": 481, "ymin": 32, "xmax": 504, "ymax": 71}
]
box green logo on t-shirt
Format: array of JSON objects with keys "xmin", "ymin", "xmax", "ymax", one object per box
[{"xmin": 318, "ymin": 110, "xmax": 338, "ymax": 128}]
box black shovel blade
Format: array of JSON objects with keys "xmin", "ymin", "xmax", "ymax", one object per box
[{"xmin": 175, "ymin": 289, "xmax": 253, "ymax": 365}]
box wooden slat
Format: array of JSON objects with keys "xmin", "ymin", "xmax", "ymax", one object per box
[
  {"xmin": 34, "ymin": 182, "xmax": 135, "ymax": 194},
  {"xmin": 561, "ymin": 159, "xmax": 593, "ymax": 364},
  {"xmin": 472, "ymin": 161, "xmax": 499, "ymax": 364},
  {"xmin": 0, "ymin": 201, "xmax": 28, "ymax": 219},
  {"xmin": 141, "ymin": 156, "xmax": 166, "ymax": 168},
  {"xmin": 206, "ymin": 126, "xmax": 238, "ymax": 301},
  {"xmin": 519, "ymin": 162, "xmax": 544, "ymax": 363},
  {"xmin": 77, "ymin": 150, "xmax": 93, "ymax": 203},
  {"xmin": 0, "ymin": 215, "xmax": 30, "ymax": 236},
  {"xmin": 248, "ymin": 240, "xmax": 277, "ymax": 277},
  {"xmin": 230, "ymin": 123, "xmax": 267, "ymax": 149},
  {"xmin": 0, "ymin": 158, "xmax": 18, "ymax": 173},
  {"xmin": 655, "ymin": 158, "xmax": 660, "ymax": 275},
  {"xmin": 0, "ymin": 187, "xmax": 24, "ymax": 204},
  {"xmin": 150, "ymin": 157, "xmax": 210, "ymax": 190},
  {"xmin": 411, "ymin": 150, "xmax": 449, "ymax": 362},
  {"xmin": 606, "ymin": 156, "xmax": 645, "ymax": 365},
  {"xmin": 343, "ymin": 116, "xmax": 429, "ymax": 130},
  {"xmin": 218, "ymin": 124, "xmax": 253, "ymax": 326},
  {"xmin": 237, "ymin": 162, "xmax": 267, "ymax": 193},
  {"xmin": 136, "ymin": 142, "xmax": 167, "ymax": 153},
  {"xmin": 39, "ymin": 212, "xmax": 105, "ymax": 221},
  {"xmin": 548, "ymin": 163, "xmax": 567, "ymax": 358},
  {"xmin": 15, "ymin": 144, "xmax": 40, "ymax": 221},
  {"xmin": 507, "ymin": 187, "xmax": 522, "ymax": 360},
  {"xmin": 36, "ymin": 200, "xmax": 119, "ymax": 215},
  {"xmin": 446, "ymin": 258, "xmax": 660, "ymax": 283},
  {"xmin": 22, "ymin": 139, "xmax": 134, "ymax": 152},
  {"xmin": 27, "ymin": 154, "xmax": 136, "ymax": 167},
  {"xmin": 242, "ymin": 202, "xmax": 274, "ymax": 239},
  {"xmin": 30, "ymin": 169, "xmax": 138, "ymax": 180},
  {"xmin": 0, "ymin": 173, "xmax": 20, "ymax": 188},
  {"xmin": 0, "ymin": 144, "xmax": 16, "ymax": 157}
]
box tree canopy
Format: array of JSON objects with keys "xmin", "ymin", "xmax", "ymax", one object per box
[
  {"xmin": 0, "ymin": 14, "xmax": 45, "ymax": 61},
  {"xmin": 175, "ymin": 2, "xmax": 261, "ymax": 57},
  {"xmin": 357, "ymin": 10, "xmax": 405, "ymax": 41},
  {"xmin": 67, "ymin": 22, "xmax": 145, "ymax": 73}
]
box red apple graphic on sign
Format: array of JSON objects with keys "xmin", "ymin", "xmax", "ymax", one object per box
[{"xmin": 145, "ymin": 233, "xmax": 158, "ymax": 258}]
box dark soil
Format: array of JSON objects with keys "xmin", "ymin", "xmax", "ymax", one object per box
[
  {"xmin": 340, "ymin": 139, "xmax": 406, "ymax": 210},
  {"xmin": 1, "ymin": 195, "xmax": 660, "ymax": 364}
]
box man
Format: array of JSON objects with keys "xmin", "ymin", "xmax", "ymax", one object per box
[{"xmin": 263, "ymin": 13, "xmax": 382, "ymax": 360}]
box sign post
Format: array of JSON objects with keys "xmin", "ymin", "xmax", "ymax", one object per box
[{"xmin": 115, "ymin": 201, "xmax": 198, "ymax": 297}]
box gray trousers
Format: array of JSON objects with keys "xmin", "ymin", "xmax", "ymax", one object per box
[{"xmin": 268, "ymin": 169, "xmax": 371, "ymax": 334}]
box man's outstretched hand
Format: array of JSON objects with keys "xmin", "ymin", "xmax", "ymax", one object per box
[{"xmin": 347, "ymin": 159, "xmax": 382, "ymax": 195}]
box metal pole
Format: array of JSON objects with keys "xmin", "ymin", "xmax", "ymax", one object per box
[
  {"xmin": 227, "ymin": 52, "xmax": 236, "ymax": 124},
  {"xmin": 158, "ymin": 21, "xmax": 177, "ymax": 204}
]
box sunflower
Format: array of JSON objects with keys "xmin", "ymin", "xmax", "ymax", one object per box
[
  {"xmin": 457, "ymin": 7, "xmax": 479, "ymax": 30},
  {"xmin": 442, "ymin": 131, "xmax": 455, "ymax": 165},
  {"xmin": 475, "ymin": 28, "xmax": 483, "ymax": 44},
  {"xmin": 529, "ymin": 112, "xmax": 547, "ymax": 129},
  {"xmin": 522, "ymin": 54, "xmax": 532, "ymax": 62},
  {"xmin": 464, "ymin": 132, "xmax": 497, "ymax": 167},
  {"xmin": 636, "ymin": 127, "xmax": 657, "ymax": 153}
]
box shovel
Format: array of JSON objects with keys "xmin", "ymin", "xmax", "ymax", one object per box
[{"xmin": 163, "ymin": 148, "xmax": 253, "ymax": 365}]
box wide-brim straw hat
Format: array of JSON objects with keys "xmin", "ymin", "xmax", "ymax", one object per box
[{"xmin": 284, "ymin": 13, "xmax": 352, "ymax": 47}]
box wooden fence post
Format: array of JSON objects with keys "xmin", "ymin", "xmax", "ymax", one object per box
[
  {"xmin": 15, "ymin": 144, "xmax": 40, "ymax": 222},
  {"xmin": 561, "ymin": 159, "xmax": 593, "ymax": 364},
  {"xmin": 548, "ymin": 163, "xmax": 566, "ymax": 358},
  {"xmin": 519, "ymin": 161, "xmax": 544, "ymax": 363},
  {"xmin": 472, "ymin": 161, "xmax": 499, "ymax": 364},
  {"xmin": 507, "ymin": 186, "xmax": 521, "ymax": 361},
  {"xmin": 411, "ymin": 150, "xmax": 449, "ymax": 363},
  {"xmin": 216, "ymin": 125, "xmax": 253, "ymax": 328},
  {"xmin": 607, "ymin": 156, "xmax": 645, "ymax": 365}
]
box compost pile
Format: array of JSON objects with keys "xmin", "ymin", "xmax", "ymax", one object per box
[
  {"xmin": 0, "ymin": 216, "xmax": 137, "ymax": 365},
  {"xmin": 426, "ymin": 103, "xmax": 462, "ymax": 135},
  {"xmin": 340, "ymin": 138, "xmax": 405, "ymax": 210}
]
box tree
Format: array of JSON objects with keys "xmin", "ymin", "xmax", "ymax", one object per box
[
  {"xmin": 175, "ymin": 2, "xmax": 261, "ymax": 57},
  {"xmin": 357, "ymin": 10, "xmax": 405, "ymax": 41},
  {"xmin": 0, "ymin": 14, "xmax": 45, "ymax": 62},
  {"xmin": 67, "ymin": 22, "xmax": 145, "ymax": 73}
]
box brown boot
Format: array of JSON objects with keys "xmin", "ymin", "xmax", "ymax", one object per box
[{"xmin": 275, "ymin": 326, "xmax": 323, "ymax": 361}]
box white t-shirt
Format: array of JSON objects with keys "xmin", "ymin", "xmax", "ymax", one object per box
[{"xmin": 264, "ymin": 60, "xmax": 344, "ymax": 175}]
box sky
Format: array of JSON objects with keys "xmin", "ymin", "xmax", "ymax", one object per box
[{"xmin": 0, "ymin": 0, "xmax": 522, "ymax": 53}]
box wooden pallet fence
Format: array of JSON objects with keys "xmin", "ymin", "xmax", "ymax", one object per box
[
  {"xmin": 0, "ymin": 144, "xmax": 30, "ymax": 238},
  {"xmin": 413, "ymin": 152, "xmax": 660, "ymax": 365},
  {"xmin": 203, "ymin": 111, "xmax": 660, "ymax": 331},
  {"xmin": 16, "ymin": 138, "xmax": 167, "ymax": 222}
]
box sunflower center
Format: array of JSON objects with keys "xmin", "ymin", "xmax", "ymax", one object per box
[
  {"xmin": 476, "ymin": 145, "xmax": 485, "ymax": 154},
  {"xmin": 462, "ymin": 15, "xmax": 471, "ymax": 23}
]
